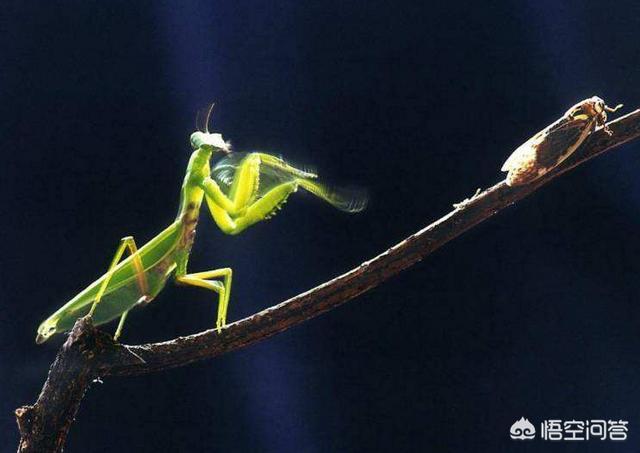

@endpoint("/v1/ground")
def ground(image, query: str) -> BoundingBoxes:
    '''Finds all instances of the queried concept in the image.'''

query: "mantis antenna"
[195,102,216,133]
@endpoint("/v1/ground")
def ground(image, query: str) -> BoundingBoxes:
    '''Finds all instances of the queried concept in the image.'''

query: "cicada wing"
[535,118,592,168]
[501,134,540,172]
[502,109,594,173]
[500,147,521,172]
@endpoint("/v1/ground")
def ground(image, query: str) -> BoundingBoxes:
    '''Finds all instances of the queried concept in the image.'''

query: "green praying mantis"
[35,105,367,344]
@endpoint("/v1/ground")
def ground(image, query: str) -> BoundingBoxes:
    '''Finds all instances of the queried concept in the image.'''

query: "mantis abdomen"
[38,222,182,339]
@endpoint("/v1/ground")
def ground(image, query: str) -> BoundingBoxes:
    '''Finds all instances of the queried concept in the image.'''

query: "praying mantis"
[35,105,367,344]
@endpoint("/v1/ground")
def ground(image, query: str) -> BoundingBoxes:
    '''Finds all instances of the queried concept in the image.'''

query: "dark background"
[3,1,640,451]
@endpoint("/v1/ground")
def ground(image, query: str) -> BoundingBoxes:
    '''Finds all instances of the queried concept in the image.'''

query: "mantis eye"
[190,132,203,150]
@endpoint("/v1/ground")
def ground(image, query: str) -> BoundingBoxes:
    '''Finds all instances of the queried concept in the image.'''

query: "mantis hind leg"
[175,268,233,332]
[114,310,130,341]
[88,236,150,340]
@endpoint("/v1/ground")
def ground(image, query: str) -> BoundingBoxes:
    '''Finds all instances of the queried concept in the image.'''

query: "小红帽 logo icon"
[510,417,536,440]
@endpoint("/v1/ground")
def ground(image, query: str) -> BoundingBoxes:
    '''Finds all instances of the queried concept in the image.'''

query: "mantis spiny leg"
[205,180,299,235]
[175,268,233,332]
[201,152,315,216]
[88,236,150,340]
[200,153,261,215]
[200,152,307,234]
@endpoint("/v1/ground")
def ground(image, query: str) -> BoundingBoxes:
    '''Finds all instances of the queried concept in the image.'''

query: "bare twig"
[16,109,640,452]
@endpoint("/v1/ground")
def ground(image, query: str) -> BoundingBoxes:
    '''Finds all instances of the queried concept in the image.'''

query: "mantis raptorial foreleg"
[200,153,261,215]
[205,181,299,235]
[201,152,315,215]
[88,236,150,340]
[175,268,233,332]
[200,152,306,235]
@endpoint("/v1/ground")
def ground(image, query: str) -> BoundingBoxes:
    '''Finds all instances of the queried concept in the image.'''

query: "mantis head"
[191,102,231,153]
[36,317,58,344]
[190,131,231,153]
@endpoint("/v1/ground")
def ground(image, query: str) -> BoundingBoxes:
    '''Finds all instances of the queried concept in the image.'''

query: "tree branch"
[16,108,640,452]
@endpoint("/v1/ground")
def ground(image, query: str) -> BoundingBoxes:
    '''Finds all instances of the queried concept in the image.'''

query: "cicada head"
[569,96,622,133]
[585,96,608,126]
[565,96,603,121]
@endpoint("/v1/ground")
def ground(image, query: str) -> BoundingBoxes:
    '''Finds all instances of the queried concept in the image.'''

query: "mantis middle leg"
[175,268,233,332]
[88,236,150,340]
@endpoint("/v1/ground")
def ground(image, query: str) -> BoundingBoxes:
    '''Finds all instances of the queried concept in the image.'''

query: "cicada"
[501,96,622,186]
